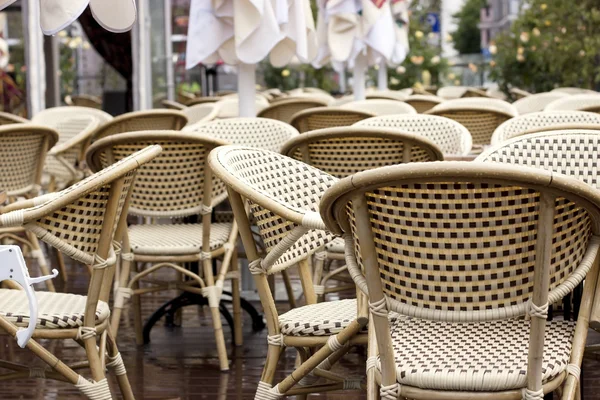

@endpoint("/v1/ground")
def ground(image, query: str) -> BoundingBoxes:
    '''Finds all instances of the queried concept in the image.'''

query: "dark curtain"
[78,8,133,111]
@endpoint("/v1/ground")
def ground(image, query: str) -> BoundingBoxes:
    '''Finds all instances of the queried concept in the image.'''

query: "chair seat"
[381,318,575,392]
[0,289,109,329]
[279,298,360,336]
[128,223,233,256]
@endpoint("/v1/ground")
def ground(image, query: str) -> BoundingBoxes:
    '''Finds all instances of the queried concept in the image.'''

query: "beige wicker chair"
[330,95,356,107]
[183,103,219,125]
[512,92,568,114]
[490,110,600,145]
[340,99,417,115]
[209,144,368,399]
[86,132,241,371]
[366,91,408,101]
[544,94,600,113]
[461,88,490,98]
[282,126,443,299]
[86,110,188,146]
[290,107,376,133]
[162,99,187,110]
[437,86,468,99]
[286,92,336,104]
[33,106,113,127]
[214,98,269,119]
[0,125,60,291]
[186,117,298,152]
[425,98,517,146]
[258,98,329,124]
[321,161,600,400]
[403,94,443,113]
[356,114,473,156]
[66,94,103,109]
[185,96,221,106]
[551,87,597,95]
[0,144,161,400]
[510,87,532,100]
[0,112,28,125]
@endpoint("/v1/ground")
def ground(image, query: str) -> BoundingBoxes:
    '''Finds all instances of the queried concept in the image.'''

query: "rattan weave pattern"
[403,95,444,113]
[355,114,472,155]
[387,318,574,391]
[258,99,329,124]
[490,111,600,145]
[351,182,591,314]
[0,112,28,125]
[513,92,568,114]
[0,289,109,329]
[188,118,298,152]
[544,94,600,112]
[279,298,360,336]
[429,110,511,145]
[211,146,338,272]
[90,110,188,143]
[290,108,375,133]
[340,100,417,116]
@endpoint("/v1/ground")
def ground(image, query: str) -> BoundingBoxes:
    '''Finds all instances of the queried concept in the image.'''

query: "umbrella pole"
[353,53,367,101]
[339,68,347,94]
[377,60,388,91]
[238,63,256,117]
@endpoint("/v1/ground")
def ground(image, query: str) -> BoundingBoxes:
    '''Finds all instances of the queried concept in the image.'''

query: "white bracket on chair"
[0,246,58,348]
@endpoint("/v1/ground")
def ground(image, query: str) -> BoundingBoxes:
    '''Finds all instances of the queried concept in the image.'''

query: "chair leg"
[26,232,56,292]
[203,257,229,371]
[231,251,243,346]
[106,327,136,400]
[367,318,379,400]
[132,262,144,346]
[111,242,133,338]
[255,344,283,400]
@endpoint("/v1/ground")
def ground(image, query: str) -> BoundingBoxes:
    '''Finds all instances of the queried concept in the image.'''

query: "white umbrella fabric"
[186,0,317,117]
[0,0,137,35]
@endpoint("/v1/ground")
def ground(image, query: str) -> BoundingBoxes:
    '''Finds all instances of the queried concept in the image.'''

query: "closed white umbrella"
[0,0,136,34]
[186,0,317,117]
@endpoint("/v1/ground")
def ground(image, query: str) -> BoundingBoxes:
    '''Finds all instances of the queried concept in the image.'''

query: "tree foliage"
[452,0,486,54]
[490,0,600,94]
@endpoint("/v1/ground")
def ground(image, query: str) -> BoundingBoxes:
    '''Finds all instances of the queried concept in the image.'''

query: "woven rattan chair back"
[187,117,298,152]
[490,110,600,145]
[544,94,600,113]
[425,98,517,145]
[258,98,329,124]
[512,92,568,114]
[209,145,337,274]
[0,111,28,125]
[340,99,417,116]
[214,98,269,118]
[403,94,443,113]
[356,114,472,156]
[183,103,219,125]
[321,161,600,398]
[286,92,335,104]
[86,131,228,219]
[88,110,188,145]
[162,99,187,110]
[33,106,113,127]
[281,127,443,178]
[551,87,597,95]
[480,129,600,191]
[185,96,220,106]
[461,88,489,98]
[290,107,375,133]
[365,91,408,101]
[437,86,468,99]
[0,124,58,196]
[509,87,532,100]
[69,95,102,109]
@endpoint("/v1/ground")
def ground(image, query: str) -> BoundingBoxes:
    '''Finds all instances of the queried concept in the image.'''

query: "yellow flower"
[468,63,478,73]
[532,28,541,37]
[489,60,496,67]
[530,46,537,51]
[396,66,406,74]
[428,32,436,39]
[540,3,547,10]
[561,27,567,34]
[281,69,290,77]
[415,31,424,39]
[544,20,551,27]
[410,55,424,65]
[431,56,440,65]
[390,77,400,85]
[413,82,423,89]
[517,47,524,55]
[554,36,560,43]
[489,44,498,55]
[454,79,461,85]
[579,50,586,57]
[447,72,456,80]
[58,30,68,38]
[516,54,525,62]
[445,33,453,42]
[374,64,380,70]
[520,32,530,43]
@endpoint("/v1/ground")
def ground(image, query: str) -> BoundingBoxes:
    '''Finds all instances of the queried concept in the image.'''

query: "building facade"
[479,0,521,48]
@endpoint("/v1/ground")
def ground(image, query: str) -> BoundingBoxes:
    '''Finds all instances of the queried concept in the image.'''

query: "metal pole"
[353,53,367,101]
[132,0,152,110]
[43,35,60,107]
[164,0,175,101]
[339,67,347,93]
[377,59,388,91]
[22,0,45,116]
[238,63,256,117]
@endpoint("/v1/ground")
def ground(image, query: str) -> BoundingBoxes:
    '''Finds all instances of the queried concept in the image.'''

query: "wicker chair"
[0,144,161,400]
[162,99,187,110]
[551,87,597,95]
[461,88,490,98]
[86,132,241,371]
[425,98,517,146]
[321,160,600,400]
[366,91,408,101]
[86,110,188,146]
[286,92,335,104]
[544,94,600,113]
[0,125,60,291]
[356,114,472,156]
[66,94,103,109]
[330,95,356,107]
[183,103,219,125]
[282,126,443,299]
[403,94,443,113]
[258,98,329,124]
[437,86,468,99]
[186,117,298,152]
[33,106,113,127]
[214,98,269,119]
[340,99,417,115]
[185,96,221,106]
[0,111,28,125]
[290,107,375,133]
[512,92,568,114]
[509,87,532,100]
[490,110,600,145]
[209,145,368,399]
